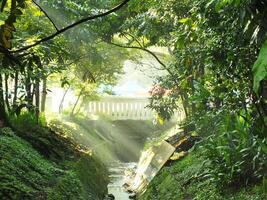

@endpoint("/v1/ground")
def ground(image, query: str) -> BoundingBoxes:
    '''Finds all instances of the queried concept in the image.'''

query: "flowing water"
[108,162,137,200]
[107,141,175,199]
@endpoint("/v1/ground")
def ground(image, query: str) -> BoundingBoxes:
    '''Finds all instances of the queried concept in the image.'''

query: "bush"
[202,113,267,187]
[9,111,47,129]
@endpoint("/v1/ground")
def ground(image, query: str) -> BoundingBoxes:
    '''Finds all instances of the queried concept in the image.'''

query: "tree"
[63,42,127,116]
[0,0,131,124]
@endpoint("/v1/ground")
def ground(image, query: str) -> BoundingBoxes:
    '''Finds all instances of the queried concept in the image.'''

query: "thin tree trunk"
[41,76,47,112]
[71,87,85,116]
[11,0,16,11]
[260,80,267,116]
[25,72,33,111]
[180,93,189,118]
[59,87,69,113]
[0,74,7,127]
[4,73,11,112]
[259,80,267,134]
[215,74,223,108]
[182,91,190,118]
[13,70,18,106]
[35,79,40,123]
[191,80,196,114]
[189,65,196,114]
[74,98,85,116]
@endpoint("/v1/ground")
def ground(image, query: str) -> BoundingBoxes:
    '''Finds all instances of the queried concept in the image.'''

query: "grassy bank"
[138,149,266,200]
[0,124,108,200]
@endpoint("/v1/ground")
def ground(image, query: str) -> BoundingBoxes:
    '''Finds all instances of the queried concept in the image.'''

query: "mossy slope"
[139,151,266,200]
[0,127,108,200]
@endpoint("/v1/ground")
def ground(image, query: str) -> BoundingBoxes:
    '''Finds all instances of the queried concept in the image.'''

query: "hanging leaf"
[252,40,267,94]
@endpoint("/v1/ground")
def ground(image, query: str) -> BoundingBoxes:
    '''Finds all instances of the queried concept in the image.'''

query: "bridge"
[85,96,185,121]
[85,96,154,120]
[46,92,185,121]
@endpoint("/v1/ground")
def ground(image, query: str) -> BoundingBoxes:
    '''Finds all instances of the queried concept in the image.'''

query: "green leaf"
[178,18,189,23]
[253,40,267,94]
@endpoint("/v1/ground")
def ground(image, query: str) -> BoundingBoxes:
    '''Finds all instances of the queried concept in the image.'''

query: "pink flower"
[149,84,166,96]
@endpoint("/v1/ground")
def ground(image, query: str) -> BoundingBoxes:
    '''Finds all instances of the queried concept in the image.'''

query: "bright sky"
[113,59,164,97]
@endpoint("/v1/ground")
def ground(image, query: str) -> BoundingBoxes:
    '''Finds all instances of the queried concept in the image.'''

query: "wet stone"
[104,194,115,200]
[129,193,137,199]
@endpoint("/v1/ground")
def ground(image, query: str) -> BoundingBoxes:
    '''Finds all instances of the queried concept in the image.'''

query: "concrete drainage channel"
[103,133,199,199]
[103,141,178,200]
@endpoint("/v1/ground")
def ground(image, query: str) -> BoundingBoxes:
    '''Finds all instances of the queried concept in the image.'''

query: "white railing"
[85,96,154,120]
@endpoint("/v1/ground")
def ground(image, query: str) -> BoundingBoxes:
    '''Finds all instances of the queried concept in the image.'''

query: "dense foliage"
[0,0,266,199]
[104,0,267,191]
[0,0,128,123]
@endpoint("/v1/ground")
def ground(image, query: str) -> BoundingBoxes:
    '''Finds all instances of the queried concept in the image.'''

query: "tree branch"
[122,32,143,47]
[11,0,130,53]
[109,41,183,93]
[109,41,174,74]
[32,0,59,31]
[113,33,177,77]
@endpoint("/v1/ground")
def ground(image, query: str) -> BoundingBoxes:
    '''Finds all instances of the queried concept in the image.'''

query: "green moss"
[139,151,266,200]
[46,171,84,200]
[0,127,108,200]
[75,156,108,199]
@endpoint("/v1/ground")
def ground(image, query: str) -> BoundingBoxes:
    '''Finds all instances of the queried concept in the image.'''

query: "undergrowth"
[139,150,266,200]
[139,112,266,200]
[0,125,108,200]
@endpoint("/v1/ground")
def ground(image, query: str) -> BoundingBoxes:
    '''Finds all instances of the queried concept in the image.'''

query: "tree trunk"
[59,87,69,113]
[182,90,190,118]
[180,93,189,118]
[0,74,7,127]
[260,80,267,116]
[74,98,85,116]
[11,0,16,10]
[25,72,33,111]
[191,80,196,114]
[41,76,47,112]
[13,70,18,106]
[35,79,40,123]
[215,74,223,108]
[259,80,267,134]
[4,73,11,112]
[71,87,85,116]
[189,65,196,114]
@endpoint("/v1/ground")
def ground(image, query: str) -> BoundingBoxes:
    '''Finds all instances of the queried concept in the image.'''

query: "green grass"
[0,127,108,200]
[138,150,266,200]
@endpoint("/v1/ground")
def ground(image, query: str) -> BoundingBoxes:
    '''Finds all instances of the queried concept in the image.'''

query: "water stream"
[106,141,175,199]
[108,162,137,200]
